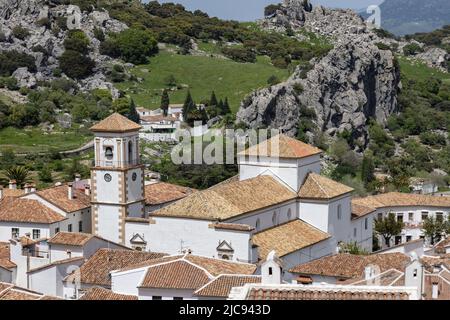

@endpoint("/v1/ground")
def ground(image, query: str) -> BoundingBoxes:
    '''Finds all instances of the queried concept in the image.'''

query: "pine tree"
[160,89,170,116]
[183,90,196,125]
[217,99,224,116]
[209,91,218,107]
[361,154,375,187]
[128,98,140,123]
[222,97,231,115]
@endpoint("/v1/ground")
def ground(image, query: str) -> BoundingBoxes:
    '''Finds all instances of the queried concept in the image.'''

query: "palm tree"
[2,166,31,188]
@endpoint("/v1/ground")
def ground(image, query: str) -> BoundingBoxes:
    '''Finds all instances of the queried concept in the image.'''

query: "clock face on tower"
[104,173,112,182]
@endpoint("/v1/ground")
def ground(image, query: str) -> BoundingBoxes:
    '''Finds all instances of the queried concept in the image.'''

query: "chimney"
[74,174,81,182]
[261,251,283,285]
[0,186,3,200]
[24,183,31,194]
[68,183,74,200]
[9,180,17,190]
[55,182,62,187]
[84,185,91,196]
[30,184,36,193]
[364,266,374,280]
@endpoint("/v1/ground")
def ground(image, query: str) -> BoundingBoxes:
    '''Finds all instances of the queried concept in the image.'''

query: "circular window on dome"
[132,172,137,181]
[104,174,112,182]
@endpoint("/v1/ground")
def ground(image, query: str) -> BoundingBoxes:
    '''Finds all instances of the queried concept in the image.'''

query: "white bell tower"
[90,113,145,244]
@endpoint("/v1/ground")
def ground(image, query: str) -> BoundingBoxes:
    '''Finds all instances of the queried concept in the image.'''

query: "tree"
[38,166,53,183]
[182,90,195,123]
[422,216,446,245]
[267,75,280,86]
[374,212,404,247]
[339,241,369,255]
[164,74,177,87]
[59,50,95,79]
[222,97,231,115]
[112,28,158,64]
[113,98,140,123]
[0,148,16,169]
[160,89,170,116]
[63,29,90,54]
[2,166,30,188]
[361,154,375,187]
[209,91,218,107]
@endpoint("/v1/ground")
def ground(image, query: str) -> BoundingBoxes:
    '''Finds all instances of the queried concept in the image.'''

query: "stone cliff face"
[0,0,128,96]
[237,1,401,150]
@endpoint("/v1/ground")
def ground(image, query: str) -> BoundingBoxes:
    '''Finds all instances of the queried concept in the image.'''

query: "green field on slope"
[397,56,450,82]
[115,50,290,113]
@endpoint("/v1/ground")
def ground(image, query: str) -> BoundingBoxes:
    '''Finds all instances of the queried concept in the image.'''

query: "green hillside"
[115,49,290,113]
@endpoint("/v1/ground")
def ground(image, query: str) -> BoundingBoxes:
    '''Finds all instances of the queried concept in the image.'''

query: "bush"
[264,4,282,17]
[221,46,256,63]
[293,83,304,95]
[55,17,68,31]
[267,75,280,86]
[375,42,391,51]
[0,50,36,76]
[102,28,158,64]
[50,78,76,92]
[0,77,19,90]
[64,29,90,54]
[36,17,51,29]
[93,27,105,42]
[403,43,424,56]
[59,50,95,79]
[419,132,447,147]
[12,25,30,40]
[52,68,62,77]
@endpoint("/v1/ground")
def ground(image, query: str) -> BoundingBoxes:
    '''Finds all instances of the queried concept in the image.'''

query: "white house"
[140,115,181,142]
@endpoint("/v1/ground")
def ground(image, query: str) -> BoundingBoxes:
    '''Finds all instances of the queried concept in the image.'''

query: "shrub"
[36,17,51,28]
[99,39,121,58]
[375,42,391,51]
[52,68,62,77]
[55,17,68,31]
[12,25,30,40]
[93,27,105,41]
[59,50,95,79]
[403,43,424,56]
[64,29,90,54]
[221,46,256,63]
[271,56,289,69]
[0,77,19,90]
[0,50,36,76]
[419,132,447,147]
[293,83,304,95]
[267,75,280,86]
[264,4,282,17]
[50,78,77,92]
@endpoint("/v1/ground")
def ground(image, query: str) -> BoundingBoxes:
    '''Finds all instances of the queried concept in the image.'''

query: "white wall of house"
[125,218,252,262]
[138,287,198,300]
[238,154,321,192]
[49,244,83,263]
[0,266,13,283]
[0,222,51,242]
[111,268,147,296]
[95,204,121,244]
[28,260,84,297]
[351,214,374,251]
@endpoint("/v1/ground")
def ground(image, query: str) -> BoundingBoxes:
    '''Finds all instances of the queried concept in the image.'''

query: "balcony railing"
[94,159,141,168]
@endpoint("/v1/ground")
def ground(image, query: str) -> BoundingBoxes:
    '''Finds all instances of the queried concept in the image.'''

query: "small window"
[105,147,114,160]
[337,204,342,220]
[364,218,368,230]
[395,236,402,245]
[353,228,357,237]
[287,209,292,220]
[421,212,429,221]
[397,214,403,223]
[32,229,40,240]
[11,228,19,239]
[255,219,260,231]
[78,221,83,232]
[272,212,277,226]
[413,269,418,278]
[436,212,443,222]
[152,296,162,300]
[55,227,60,234]
[406,235,412,242]
[268,267,273,275]
[408,212,414,221]
[68,224,72,232]
[377,212,383,220]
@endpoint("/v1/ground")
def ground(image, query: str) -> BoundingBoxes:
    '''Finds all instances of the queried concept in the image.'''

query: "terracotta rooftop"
[64,248,167,287]
[79,287,138,300]
[90,113,142,133]
[0,282,58,300]
[435,237,450,254]
[47,232,122,247]
[352,192,450,210]
[0,197,66,224]
[195,275,261,298]
[241,285,412,300]
[289,253,411,279]
[1,188,25,198]
[153,175,297,220]
[28,257,85,273]
[210,222,255,232]
[239,134,322,159]
[144,182,196,206]
[0,242,15,271]
[140,260,211,290]
[351,202,377,219]
[35,184,91,213]
[343,269,406,287]
[252,220,330,258]
[298,173,354,200]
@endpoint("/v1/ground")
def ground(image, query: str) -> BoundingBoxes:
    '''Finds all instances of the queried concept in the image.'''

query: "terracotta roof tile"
[352,192,450,210]
[298,173,354,199]
[345,269,405,287]
[195,275,261,297]
[0,197,66,224]
[239,134,322,159]
[210,222,255,232]
[252,220,330,258]
[65,249,167,287]
[36,185,90,213]
[79,287,138,300]
[90,113,142,133]
[0,282,58,300]
[289,253,411,279]
[245,286,411,300]
[144,182,196,206]
[28,257,85,273]
[153,175,297,220]
[1,188,25,198]
[140,260,211,289]
[351,202,376,218]
[0,242,16,270]
[48,232,94,246]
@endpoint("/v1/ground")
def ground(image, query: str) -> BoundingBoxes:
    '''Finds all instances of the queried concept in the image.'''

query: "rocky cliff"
[237,1,401,150]
[0,0,128,96]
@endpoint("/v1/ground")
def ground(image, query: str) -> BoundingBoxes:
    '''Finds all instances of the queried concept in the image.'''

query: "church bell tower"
[90,113,145,244]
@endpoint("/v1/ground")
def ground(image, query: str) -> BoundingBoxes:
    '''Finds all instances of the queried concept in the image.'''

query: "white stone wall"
[49,244,83,263]
[96,205,121,243]
[0,222,50,242]
[111,268,147,296]
[138,288,198,300]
